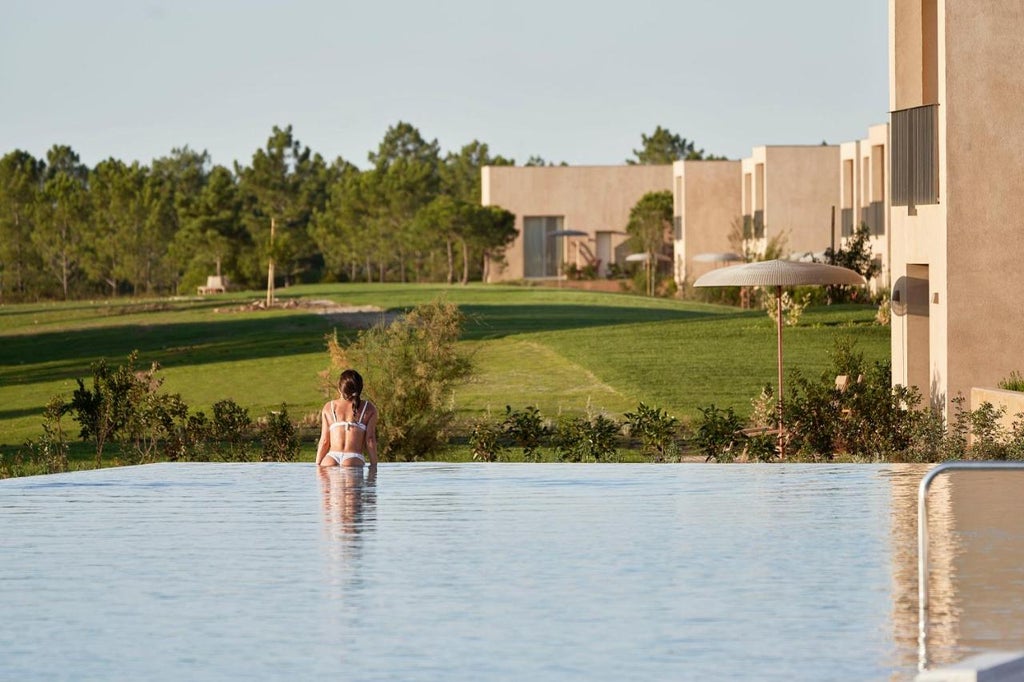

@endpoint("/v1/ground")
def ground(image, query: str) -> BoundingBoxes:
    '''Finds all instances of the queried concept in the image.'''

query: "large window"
[891,104,938,206]
[523,216,564,278]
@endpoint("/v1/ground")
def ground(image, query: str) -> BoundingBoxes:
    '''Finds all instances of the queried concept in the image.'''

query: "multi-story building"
[671,160,742,287]
[839,123,890,292]
[888,0,1024,413]
[740,145,840,260]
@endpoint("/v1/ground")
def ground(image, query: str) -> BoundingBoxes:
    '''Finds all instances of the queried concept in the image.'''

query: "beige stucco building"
[888,0,1024,414]
[480,165,672,282]
[839,124,891,292]
[740,145,841,260]
[671,160,742,286]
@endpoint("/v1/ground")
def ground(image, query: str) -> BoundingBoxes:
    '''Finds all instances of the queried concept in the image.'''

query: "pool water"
[2,463,1023,681]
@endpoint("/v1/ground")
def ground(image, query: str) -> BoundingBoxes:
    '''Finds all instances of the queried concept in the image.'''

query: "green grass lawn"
[0,283,889,455]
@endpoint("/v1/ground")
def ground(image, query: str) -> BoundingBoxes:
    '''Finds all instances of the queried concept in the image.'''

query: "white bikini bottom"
[323,451,365,466]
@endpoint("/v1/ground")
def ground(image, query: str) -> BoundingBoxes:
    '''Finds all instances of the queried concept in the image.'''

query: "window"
[891,105,938,206]
[523,216,563,278]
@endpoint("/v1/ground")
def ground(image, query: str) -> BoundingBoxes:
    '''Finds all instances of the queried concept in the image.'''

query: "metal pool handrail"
[917,461,1024,672]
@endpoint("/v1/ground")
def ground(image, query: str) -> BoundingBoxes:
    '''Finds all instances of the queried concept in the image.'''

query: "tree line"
[0,122,522,301]
[0,123,720,301]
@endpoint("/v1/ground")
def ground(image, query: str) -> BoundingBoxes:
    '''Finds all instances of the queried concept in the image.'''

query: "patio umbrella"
[625,252,672,262]
[626,252,672,296]
[692,251,744,264]
[693,259,866,456]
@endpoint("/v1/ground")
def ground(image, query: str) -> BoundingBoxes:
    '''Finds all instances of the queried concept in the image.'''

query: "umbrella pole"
[776,285,785,458]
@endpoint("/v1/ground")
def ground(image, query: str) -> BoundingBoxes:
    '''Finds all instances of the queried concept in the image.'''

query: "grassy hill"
[0,283,889,452]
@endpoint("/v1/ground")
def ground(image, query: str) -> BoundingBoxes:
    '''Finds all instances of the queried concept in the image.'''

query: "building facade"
[888,0,1024,413]
[480,165,672,282]
[671,160,742,287]
[839,123,891,292]
[740,145,841,260]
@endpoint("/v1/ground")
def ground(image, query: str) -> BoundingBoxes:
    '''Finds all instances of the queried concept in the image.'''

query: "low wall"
[970,387,1024,433]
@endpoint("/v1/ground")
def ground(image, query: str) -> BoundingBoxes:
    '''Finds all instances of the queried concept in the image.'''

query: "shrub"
[122,389,189,465]
[21,396,70,474]
[260,405,299,462]
[326,299,472,461]
[212,399,255,461]
[502,405,549,462]
[695,404,744,462]
[469,419,505,462]
[748,384,776,430]
[69,352,141,466]
[763,289,810,327]
[624,402,681,461]
[553,414,620,462]
[68,352,192,466]
[166,411,212,462]
[784,337,924,459]
[998,371,1024,392]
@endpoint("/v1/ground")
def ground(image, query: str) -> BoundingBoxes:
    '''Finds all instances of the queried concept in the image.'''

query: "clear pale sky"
[1,0,888,170]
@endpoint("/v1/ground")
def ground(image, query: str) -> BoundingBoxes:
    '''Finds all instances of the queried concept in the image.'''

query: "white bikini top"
[328,400,370,432]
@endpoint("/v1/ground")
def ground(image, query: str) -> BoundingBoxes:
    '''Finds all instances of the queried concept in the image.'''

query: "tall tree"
[626,190,674,296]
[151,147,210,226]
[367,122,442,282]
[33,146,90,299]
[414,195,464,284]
[441,140,513,204]
[309,159,369,282]
[0,150,45,299]
[465,204,516,284]
[236,125,324,296]
[627,126,725,164]
[87,159,149,295]
[168,165,243,291]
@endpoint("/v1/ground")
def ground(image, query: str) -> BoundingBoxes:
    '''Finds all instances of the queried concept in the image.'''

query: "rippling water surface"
[1,463,1022,681]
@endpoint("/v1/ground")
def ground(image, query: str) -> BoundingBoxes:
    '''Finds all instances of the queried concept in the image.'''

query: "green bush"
[68,352,196,466]
[784,337,923,459]
[624,402,681,461]
[212,399,255,461]
[260,405,299,462]
[553,414,620,462]
[39,351,304,469]
[502,405,549,462]
[695,404,744,462]
[166,411,212,462]
[469,418,505,462]
[69,352,141,466]
[327,299,472,461]
[20,396,70,474]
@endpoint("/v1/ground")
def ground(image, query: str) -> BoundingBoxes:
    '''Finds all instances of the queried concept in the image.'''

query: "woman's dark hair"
[338,369,363,408]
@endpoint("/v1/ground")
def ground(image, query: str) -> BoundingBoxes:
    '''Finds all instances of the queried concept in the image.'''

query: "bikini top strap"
[357,400,369,425]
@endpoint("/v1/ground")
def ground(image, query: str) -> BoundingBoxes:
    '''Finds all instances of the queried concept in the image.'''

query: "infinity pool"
[2,463,1023,681]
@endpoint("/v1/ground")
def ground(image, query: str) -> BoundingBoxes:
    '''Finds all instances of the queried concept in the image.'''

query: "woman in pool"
[316,369,378,468]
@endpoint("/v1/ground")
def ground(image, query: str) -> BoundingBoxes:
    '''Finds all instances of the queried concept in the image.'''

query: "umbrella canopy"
[695,259,865,288]
[625,252,672,263]
[692,251,744,264]
[693,259,866,456]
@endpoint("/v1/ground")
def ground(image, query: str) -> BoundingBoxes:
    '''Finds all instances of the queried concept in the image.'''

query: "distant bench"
[198,276,227,295]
